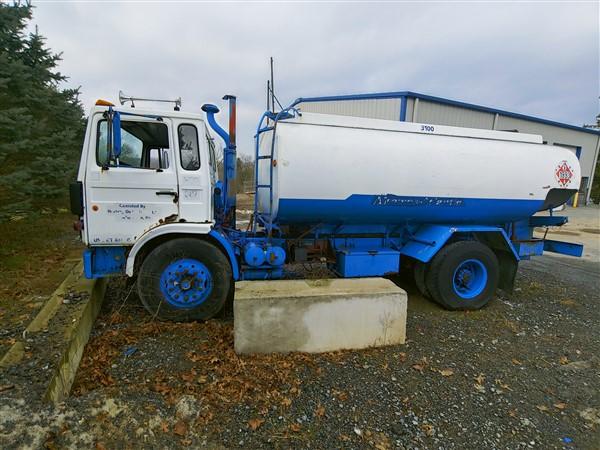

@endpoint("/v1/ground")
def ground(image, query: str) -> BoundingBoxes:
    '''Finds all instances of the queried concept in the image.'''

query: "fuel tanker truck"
[70,94,583,321]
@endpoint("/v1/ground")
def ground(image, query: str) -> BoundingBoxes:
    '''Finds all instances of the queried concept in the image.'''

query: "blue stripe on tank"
[276,194,543,225]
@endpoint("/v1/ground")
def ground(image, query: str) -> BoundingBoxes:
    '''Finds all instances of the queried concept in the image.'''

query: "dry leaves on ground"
[248,418,265,431]
[315,404,325,418]
[173,419,188,436]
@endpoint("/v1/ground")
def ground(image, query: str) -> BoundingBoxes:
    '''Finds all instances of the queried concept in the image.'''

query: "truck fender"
[400,224,520,263]
[125,224,240,280]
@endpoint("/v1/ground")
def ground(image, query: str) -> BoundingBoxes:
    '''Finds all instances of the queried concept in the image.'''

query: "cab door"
[173,120,212,223]
[84,113,179,245]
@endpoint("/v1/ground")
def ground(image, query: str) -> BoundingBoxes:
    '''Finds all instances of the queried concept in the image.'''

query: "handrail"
[251,106,302,235]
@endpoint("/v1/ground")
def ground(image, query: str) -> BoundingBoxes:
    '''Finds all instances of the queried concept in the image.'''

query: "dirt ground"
[1,206,599,449]
[0,211,82,357]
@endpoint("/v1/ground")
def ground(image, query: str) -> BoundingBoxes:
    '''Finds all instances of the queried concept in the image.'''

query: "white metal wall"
[297,98,401,121]
[414,100,496,129]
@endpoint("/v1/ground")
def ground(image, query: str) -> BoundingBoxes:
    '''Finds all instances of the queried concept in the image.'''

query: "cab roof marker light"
[95,99,115,106]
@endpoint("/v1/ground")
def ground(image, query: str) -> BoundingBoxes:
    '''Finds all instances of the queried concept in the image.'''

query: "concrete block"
[44,274,106,404]
[234,278,407,354]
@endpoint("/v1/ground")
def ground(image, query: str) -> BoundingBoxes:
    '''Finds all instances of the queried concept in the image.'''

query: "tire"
[425,241,499,310]
[137,238,232,321]
[413,261,432,299]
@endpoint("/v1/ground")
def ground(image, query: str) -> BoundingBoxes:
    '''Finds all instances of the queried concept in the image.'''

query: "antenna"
[266,80,271,112]
[270,57,275,113]
[119,90,182,111]
[265,58,284,113]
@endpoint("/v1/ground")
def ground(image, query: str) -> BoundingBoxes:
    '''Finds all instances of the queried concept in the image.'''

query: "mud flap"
[496,250,518,293]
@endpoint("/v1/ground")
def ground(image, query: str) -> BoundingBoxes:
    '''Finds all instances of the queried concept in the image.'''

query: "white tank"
[256,112,580,225]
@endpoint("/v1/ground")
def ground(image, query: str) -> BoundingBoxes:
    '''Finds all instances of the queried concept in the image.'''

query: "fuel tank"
[256,112,580,225]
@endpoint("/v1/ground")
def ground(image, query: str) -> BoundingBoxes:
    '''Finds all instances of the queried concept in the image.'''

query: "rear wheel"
[425,241,499,310]
[413,261,431,299]
[137,238,232,321]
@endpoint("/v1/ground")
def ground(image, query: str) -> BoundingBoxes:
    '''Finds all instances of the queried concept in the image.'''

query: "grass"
[0,209,82,353]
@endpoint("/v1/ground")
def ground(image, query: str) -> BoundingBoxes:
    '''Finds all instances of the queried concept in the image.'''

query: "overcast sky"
[31,0,599,155]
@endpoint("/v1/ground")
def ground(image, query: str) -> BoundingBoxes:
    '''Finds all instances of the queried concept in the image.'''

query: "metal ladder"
[253,113,276,233]
[252,107,300,234]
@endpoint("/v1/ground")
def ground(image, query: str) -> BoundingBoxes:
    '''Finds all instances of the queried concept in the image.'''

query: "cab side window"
[178,124,200,170]
[97,120,170,169]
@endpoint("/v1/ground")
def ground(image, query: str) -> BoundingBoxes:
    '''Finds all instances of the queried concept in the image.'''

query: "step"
[234,278,407,354]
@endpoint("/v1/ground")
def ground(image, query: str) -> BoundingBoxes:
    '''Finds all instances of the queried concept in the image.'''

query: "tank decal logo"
[372,195,465,207]
[555,160,573,187]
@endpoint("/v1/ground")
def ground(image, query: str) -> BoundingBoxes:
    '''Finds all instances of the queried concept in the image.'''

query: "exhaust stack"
[201,95,237,227]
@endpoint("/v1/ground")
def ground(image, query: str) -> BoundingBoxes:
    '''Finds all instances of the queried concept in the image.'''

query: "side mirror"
[112,111,122,158]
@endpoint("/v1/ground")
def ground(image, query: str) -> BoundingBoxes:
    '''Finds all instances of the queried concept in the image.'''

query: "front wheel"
[425,241,499,310]
[137,238,232,321]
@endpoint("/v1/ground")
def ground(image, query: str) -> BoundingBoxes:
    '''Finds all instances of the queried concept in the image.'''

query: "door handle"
[156,191,179,203]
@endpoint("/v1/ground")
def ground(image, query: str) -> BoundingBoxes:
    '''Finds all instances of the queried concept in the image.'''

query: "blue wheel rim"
[452,258,487,299]
[159,258,213,308]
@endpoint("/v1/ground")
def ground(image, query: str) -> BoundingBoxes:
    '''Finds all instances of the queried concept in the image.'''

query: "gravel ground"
[1,254,599,450]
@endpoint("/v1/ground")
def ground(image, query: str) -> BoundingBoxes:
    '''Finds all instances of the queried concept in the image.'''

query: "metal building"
[293,92,600,204]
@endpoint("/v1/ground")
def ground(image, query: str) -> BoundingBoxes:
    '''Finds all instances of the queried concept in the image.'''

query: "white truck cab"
[77,104,219,247]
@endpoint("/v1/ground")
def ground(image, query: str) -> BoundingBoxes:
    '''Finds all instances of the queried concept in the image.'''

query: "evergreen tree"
[0,1,84,219]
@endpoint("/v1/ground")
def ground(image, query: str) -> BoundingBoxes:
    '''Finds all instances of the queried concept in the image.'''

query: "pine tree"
[0,1,84,219]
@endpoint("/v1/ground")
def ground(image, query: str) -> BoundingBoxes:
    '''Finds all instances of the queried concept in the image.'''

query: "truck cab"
[76,104,219,247]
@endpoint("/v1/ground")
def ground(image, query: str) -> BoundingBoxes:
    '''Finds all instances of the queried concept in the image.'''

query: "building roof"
[291,91,600,136]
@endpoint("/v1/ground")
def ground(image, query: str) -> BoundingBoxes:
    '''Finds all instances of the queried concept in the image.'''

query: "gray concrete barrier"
[234,278,407,354]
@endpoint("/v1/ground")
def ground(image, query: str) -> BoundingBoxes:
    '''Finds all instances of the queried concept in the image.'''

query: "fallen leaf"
[559,356,569,365]
[495,379,512,391]
[281,397,292,407]
[290,423,301,432]
[536,405,549,412]
[173,419,188,436]
[333,389,348,401]
[421,423,435,436]
[508,409,518,418]
[554,402,567,410]
[160,420,169,433]
[248,418,265,431]
[95,443,107,450]
[474,384,486,393]
[511,359,522,365]
[315,404,325,418]
[180,371,195,383]
[153,383,171,395]
[560,299,578,307]
[196,376,207,384]
[439,369,454,377]
[474,373,485,385]
[339,434,351,442]
[412,364,425,373]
